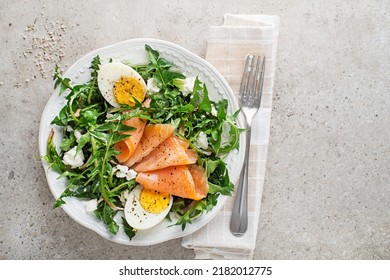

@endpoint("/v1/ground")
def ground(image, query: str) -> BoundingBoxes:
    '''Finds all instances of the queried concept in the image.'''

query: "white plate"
[39,38,246,246]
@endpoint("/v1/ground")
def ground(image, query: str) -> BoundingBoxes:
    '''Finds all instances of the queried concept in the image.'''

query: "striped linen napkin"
[182,14,280,259]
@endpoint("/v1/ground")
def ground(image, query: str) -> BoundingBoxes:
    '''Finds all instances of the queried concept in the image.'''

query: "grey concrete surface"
[0,0,389,260]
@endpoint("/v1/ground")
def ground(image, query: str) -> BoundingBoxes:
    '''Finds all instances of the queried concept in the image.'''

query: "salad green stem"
[99,135,115,209]
[110,181,131,194]
[87,78,96,104]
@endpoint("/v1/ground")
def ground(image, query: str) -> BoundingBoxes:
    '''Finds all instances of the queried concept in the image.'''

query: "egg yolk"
[140,188,171,214]
[113,76,145,106]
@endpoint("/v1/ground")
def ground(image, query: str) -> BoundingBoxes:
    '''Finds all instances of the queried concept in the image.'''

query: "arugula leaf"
[76,132,91,153]
[122,217,136,240]
[188,77,214,113]
[53,65,72,95]
[87,56,102,104]
[59,133,76,151]
[198,83,212,113]
[51,106,72,126]
[79,108,99,127]
[95,202,119,234]
[145,44,185,90]
[43,129,66,174]
[161,70,185,86]
[53,187,74,208]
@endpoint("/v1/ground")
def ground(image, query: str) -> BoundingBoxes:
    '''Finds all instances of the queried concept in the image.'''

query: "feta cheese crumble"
[211,105,218,117]
[62,146,84,168]
[113,164,137,180]
[74,130,82,142]
[120,189,131,205]
[195,131,209,150]
[106,113,115,119]
[182,77,197,97]
[146,78,160,94]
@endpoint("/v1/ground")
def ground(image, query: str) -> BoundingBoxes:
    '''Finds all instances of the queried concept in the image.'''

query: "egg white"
[124,185,173,230]
[97,62,146,107]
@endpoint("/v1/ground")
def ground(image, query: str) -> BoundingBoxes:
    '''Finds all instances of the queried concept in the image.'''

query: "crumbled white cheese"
[84,199,98,213]
[113,164,137,180]
[195,131,209,150]
[74,130,82,142]
[62,146,84,168]
[182,77,197,97]
[146,78,160,94]
[211,105,218,117]
[120,189,131,205]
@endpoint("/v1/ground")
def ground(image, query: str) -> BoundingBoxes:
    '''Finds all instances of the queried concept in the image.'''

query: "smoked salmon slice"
[135,165,209,200]
[114,117,146,163]
[123,123,175,167]
[188,164,209,199]
[132,135,198,172]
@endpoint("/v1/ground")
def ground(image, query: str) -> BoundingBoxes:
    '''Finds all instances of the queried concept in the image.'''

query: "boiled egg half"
[97,62,146,107]
[124,185,173,230]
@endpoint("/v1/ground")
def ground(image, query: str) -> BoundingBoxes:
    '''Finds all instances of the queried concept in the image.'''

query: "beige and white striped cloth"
[182,14,280,259]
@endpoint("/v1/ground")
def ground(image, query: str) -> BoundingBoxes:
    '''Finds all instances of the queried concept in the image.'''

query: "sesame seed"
[21,12,79,78]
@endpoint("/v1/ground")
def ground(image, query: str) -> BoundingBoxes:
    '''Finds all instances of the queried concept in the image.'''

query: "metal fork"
[230,55,266,236]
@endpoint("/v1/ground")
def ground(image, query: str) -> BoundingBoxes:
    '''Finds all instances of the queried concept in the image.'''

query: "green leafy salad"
[43,44,241,240]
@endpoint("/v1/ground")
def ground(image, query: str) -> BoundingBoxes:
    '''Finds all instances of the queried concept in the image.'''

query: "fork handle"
[230,128,252,236]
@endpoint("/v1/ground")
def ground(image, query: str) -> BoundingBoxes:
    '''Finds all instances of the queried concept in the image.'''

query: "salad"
[43,44,241,240]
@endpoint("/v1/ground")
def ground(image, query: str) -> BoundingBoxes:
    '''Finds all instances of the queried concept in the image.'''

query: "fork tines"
[239,55,266,105]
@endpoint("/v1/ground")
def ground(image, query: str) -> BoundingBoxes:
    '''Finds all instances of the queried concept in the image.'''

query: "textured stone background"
[0,0,389,259]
